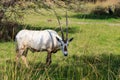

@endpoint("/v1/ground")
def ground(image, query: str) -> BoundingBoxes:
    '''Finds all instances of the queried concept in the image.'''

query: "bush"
[0,22,21,41]
[114,2,120,17]
[90,6,108,15]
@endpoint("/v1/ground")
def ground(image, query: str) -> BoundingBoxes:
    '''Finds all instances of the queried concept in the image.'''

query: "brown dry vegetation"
[86,0,119,13]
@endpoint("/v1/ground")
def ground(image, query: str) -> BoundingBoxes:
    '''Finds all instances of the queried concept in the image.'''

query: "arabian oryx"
[15,11,73,67]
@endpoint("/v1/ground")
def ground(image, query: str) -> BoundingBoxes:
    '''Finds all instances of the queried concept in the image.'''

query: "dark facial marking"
[64,45,67,52]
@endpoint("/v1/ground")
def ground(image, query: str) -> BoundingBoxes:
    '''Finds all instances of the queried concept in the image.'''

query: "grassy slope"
[0,9,120,80]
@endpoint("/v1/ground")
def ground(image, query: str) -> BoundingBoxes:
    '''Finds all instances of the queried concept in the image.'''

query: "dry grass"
[85,0,119,13]
[95,0,119,7]
[89,0,119,7]
[82,0,120,16]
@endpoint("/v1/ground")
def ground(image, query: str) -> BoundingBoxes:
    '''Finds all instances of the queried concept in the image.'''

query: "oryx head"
[54,10,73,56]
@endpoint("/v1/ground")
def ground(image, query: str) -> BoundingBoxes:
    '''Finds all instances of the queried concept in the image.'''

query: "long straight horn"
[53,10,64,40]
[66,11,68,40]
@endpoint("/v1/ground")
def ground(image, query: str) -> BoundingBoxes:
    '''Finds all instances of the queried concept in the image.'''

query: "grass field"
[0,9,120,80]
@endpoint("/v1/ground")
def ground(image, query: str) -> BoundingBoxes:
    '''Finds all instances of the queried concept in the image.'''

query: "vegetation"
[0,0,120,80]
[0,8,120,80]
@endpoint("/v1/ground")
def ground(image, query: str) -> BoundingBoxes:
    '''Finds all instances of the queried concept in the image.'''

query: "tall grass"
[1,52,120,80]
[0,9,120,80]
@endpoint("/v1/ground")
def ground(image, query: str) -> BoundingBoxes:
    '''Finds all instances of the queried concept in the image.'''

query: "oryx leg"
[16,45,29,68]
[21,49,29,68]
[16,49,24,67]
[46,51,52,66]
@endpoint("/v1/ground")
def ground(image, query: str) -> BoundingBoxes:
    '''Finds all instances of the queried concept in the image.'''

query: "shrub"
[114,2,120,17]
[90,6,108,15]
[0,21,22,41]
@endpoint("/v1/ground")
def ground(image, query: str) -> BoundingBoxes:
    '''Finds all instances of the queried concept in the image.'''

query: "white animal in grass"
[15,29,73,67]
[15,11,73,67]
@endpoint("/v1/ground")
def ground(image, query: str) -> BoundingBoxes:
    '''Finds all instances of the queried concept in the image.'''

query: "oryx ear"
[69,37,73,42]
[56,37,61,43]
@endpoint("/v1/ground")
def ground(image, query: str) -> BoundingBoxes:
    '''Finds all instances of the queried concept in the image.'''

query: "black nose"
[64,54,68,56]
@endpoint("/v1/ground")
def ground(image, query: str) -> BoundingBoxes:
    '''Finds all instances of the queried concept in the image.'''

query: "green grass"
[0,9,120,80]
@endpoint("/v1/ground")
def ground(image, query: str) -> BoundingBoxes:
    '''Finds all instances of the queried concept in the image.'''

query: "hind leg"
[21,49,29,68]
[21,56,29,68]
[16,48,29,68]
[16,49,24,67]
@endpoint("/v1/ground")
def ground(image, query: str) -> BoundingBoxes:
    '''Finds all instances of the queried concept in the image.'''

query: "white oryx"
[15,11,73,67]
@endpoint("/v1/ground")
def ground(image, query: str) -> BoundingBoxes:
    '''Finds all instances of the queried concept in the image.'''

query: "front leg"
[46,52,52,66]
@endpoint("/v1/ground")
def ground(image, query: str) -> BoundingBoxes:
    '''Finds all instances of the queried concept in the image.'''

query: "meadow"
[0,9,120,80]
